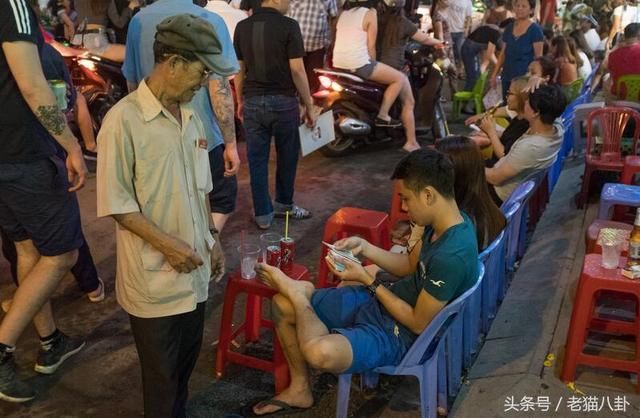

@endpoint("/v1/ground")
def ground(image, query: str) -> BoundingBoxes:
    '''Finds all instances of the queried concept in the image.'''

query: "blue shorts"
[311,286,408,374]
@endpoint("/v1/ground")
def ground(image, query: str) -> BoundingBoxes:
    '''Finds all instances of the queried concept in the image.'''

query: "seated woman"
[551,35,580,87]
[528,55,557,82]
[465,77,531,167]
[436,136,506,249]
[567,35,593,81]
[333,0,406,127]
[72,0,126,62]
[485,84,567,205]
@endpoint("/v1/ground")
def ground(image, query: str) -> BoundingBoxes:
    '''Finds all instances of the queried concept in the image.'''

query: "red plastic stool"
[561,254,640,393]
[317,207,391,288]
[215,264,310,393]
[585,219,633,254]
[389,182,409,227]
[614,156,640,220]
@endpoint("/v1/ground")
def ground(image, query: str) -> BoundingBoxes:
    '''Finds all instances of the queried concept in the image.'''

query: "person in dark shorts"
[0,0,88,403]
[250,148,479,416]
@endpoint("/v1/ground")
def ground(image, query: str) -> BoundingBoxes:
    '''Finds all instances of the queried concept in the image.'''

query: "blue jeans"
[243,95,301,223]
[450,32,465,65]
[461,39,484,91]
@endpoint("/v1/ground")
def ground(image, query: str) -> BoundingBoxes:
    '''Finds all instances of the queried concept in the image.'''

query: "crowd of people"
[1,0,639,416]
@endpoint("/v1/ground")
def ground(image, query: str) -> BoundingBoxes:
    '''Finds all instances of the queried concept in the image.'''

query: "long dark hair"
[552,35,581,67]
[435,136,507,249]
[344,0,379,10]
[380,2,406,52]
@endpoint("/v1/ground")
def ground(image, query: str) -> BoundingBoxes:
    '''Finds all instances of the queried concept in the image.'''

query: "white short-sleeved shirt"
[96,80,214,319]
[577,50,592,80]
[612,5,640,31]
[493,122,563,201]
[584,28,601,52]
[445,0,473,33]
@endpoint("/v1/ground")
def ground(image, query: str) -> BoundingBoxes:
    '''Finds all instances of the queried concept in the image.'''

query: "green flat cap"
[155,13,236,76]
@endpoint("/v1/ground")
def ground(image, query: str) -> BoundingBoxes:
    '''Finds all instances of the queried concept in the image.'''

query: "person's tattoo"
[36,105,66,136]
[210,78,236,143]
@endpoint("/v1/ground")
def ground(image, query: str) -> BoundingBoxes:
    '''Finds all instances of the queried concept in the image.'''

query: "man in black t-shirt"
[234,0,317,229]
[0,0,88,403]
[461,24,504,91]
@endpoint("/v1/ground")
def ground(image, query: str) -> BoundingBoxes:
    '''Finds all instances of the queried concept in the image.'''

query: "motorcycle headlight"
[319,76,332,89]
[331,81,343,92]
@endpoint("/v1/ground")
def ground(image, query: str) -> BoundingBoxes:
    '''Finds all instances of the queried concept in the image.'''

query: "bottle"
[627,208,640,267]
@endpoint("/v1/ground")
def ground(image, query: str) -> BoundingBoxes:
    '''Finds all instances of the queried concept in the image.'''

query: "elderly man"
[123,0,240,236]
[97,14,228,417]
[287,0,338,93]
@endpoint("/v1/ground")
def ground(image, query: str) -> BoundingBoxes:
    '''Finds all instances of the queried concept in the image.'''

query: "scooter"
[313,42,449,157]
[48,38,127,134]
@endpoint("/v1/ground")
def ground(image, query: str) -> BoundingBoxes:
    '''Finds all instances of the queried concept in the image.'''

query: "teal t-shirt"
[390,212,479,345]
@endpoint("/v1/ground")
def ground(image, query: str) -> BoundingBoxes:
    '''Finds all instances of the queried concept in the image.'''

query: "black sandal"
[248,398,313,417]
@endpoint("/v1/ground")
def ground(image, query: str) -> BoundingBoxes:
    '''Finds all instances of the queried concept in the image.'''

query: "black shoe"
[34,333,85,375]
[0,355,35,403]
[375,116,402,128]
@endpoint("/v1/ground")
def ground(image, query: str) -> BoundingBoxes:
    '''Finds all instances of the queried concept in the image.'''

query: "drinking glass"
[601,238,621,269]
[238,244,260,279]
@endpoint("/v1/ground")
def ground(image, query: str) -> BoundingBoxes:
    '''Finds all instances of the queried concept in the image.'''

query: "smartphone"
[469,124,481,132]
[322,242,361,264]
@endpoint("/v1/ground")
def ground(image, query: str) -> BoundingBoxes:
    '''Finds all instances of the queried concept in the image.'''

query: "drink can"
[266,245,281,267]
[280,237,295,274]
[48,80,67,111]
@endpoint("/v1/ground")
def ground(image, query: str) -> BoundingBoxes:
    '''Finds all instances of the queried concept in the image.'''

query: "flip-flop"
[248,398,312,417]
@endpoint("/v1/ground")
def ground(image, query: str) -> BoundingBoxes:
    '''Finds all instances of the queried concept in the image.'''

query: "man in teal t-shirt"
[249,149,478,416]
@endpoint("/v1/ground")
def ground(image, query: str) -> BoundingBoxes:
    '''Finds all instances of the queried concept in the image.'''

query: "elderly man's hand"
[210,237,225,282]
[163,237,204,274]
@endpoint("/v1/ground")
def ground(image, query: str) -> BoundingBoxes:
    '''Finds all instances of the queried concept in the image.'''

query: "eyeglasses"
[165,54,213,81]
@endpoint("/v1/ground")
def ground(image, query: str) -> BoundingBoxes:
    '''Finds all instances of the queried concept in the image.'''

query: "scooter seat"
[315,68,365,83]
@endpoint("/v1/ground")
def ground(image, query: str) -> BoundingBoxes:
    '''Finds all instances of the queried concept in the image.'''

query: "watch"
[367,276,385,297]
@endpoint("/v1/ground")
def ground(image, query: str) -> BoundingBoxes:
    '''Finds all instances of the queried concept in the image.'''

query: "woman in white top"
[333,0,409,130]
[609,0,639,49]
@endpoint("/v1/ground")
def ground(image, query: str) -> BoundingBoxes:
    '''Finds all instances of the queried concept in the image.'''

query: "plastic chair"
[317,207,391,288]
[572,102,606,156]
[616,74,640,102]
[562,78,584,102]
[479,231,507,334]
[452,72,488,119]
[500,181,535,271]
[561,254,640,392]
[576,107,640,209]
[335,263,485,418]
[597,183,640,220]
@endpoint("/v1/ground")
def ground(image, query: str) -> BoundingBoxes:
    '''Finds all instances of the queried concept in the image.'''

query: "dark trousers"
[303,47,326,94]
[129,302,206,418]
[461,39,484,91]
[243,95,301,219]
[0,228,99,293]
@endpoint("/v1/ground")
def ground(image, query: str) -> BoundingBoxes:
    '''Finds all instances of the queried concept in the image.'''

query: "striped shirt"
[287,0,338,52]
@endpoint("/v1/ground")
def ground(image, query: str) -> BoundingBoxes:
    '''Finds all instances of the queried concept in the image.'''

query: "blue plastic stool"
[335,263,485,418]
[597,183,640,220]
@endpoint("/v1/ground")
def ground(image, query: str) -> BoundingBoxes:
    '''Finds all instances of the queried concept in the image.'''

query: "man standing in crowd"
[97,14,227,416]
[287,0,339,93]
[606,23,640,99]
[0,0,88,402]
[446,0,473,72]
[234,0,317,230]
[123,0,240,236]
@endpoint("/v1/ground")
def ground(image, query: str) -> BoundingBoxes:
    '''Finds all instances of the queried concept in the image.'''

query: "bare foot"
[252,386,314,416]
[255,263,314,300]
[402,143,421,153]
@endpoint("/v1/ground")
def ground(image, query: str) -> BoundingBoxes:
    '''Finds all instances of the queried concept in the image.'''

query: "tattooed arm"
[208,77,240,176]
[3,41,87,191]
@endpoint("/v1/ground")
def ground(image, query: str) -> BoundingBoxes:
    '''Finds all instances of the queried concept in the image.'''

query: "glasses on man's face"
[166,54,212,81]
